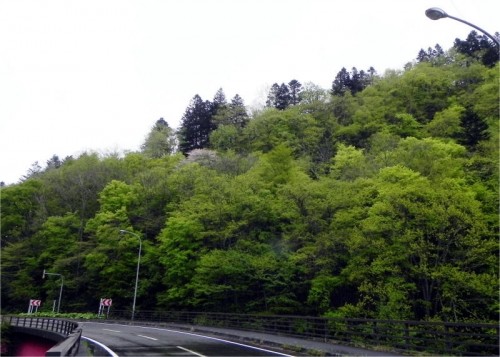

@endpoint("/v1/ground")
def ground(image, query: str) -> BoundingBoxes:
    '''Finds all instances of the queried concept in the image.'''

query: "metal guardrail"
[45,328,82,357]
[109,310,499,356]
[3,316,81,356]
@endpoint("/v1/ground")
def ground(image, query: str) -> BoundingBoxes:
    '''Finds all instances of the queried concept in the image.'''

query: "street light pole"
[425,7,499,47]
[119,229,142,321]
[42,270,64,313]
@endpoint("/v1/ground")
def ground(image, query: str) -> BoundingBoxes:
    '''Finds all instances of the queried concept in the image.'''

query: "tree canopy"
[2,33,498,324]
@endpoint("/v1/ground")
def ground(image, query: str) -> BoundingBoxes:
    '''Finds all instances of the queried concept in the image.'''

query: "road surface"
[80,322,294,356]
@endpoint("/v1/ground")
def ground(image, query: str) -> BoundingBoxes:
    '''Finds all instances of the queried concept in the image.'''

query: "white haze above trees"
[1,0,499,185]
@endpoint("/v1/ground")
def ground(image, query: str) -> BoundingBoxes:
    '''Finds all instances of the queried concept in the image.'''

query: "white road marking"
[137,334,158,341]
[102,328,121,332]
[86,322,294,357]
[177,345,207,357]
[81,336,119,357]
[136,325,294,357]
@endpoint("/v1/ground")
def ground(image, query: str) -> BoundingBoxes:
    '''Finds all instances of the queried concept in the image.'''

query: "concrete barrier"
[45,328,82,356]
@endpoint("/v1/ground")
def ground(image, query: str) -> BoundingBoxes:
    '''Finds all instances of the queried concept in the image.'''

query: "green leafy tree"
[141,118,177,158]
[425,105,465,138]
[0,180,44,244]
[330,144,367,181]
[157,215,204,308]
[189,244,297,313]
[83,180,140,308]
[337,166,497,321]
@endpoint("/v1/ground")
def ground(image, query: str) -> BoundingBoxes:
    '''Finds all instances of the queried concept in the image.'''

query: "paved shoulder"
[137,322,401,356]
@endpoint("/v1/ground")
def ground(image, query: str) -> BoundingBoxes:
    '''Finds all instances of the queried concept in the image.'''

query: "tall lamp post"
[425,7,499,47]
[119,229,142,321]
[42,270,64,313]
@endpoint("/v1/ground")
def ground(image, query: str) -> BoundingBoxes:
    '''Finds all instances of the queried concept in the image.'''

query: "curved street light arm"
[42,271,64,313]
[426,7,499,47]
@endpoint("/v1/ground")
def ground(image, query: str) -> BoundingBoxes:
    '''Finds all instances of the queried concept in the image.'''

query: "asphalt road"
[80,322,294,356]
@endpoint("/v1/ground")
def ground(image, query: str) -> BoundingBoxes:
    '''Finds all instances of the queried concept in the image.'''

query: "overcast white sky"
[1,0,498,185]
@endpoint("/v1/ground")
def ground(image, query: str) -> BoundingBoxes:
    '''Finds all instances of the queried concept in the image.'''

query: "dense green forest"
[1,32,498,323]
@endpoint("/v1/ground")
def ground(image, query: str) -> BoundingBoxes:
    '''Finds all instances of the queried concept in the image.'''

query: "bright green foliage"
[81,180,139,307]
[1,179,44,243]
[141,118,176,158]
[337,166,497,320]
[425,105,465,138]
[242,108,322,157]
[188,244,295,313]
[157,215,204,307]
[98,180,138,212]
[1,44,498,324]
[331,144,367,181]
[390,137,467,180]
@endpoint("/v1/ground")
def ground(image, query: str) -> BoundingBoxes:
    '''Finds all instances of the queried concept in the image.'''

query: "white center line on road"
[177,345,207,357]
[137,334,158,341]
[102,328,121,333]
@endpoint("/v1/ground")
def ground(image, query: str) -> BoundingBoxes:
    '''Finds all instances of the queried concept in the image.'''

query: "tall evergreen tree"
[454,30,499,67]
[178,95,214,155]
[46,155,62,171]
[275,83,291,110]
[417,44,445,63]
[332,67,351,96]
[350,67,365,94]
[266,83,280,108]
[212,94,249,128]
[212,88,227,119]
[288,79,302,105]
[266,82,296,110]
[458,106,489,149]
[228,94,249,128]
[213,88,227,108]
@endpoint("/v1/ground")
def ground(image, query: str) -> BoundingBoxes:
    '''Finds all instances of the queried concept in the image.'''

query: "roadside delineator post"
[28,299,41,314]
[98,298,112,318]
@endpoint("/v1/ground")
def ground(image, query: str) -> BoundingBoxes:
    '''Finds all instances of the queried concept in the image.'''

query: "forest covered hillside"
[1,32,498,323]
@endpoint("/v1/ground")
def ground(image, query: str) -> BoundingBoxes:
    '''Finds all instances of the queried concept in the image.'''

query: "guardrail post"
[373,320,379,344]
[404,322,410,349]
[444,324,452,353]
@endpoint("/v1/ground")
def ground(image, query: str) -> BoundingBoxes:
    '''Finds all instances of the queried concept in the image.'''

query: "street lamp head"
[425,7,448,20]
[119,229,127,234]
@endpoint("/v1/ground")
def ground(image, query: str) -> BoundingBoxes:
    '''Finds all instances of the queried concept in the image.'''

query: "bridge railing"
[109,310,499,356]
[2,316,78,336]
[2,316,81,356]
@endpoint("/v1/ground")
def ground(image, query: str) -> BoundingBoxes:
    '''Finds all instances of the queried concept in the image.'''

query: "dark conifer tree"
[266,82,294,110]
[417,44,446,63]
[458,106,489,149]
[212,93,249,128]
[288,79,302,106]
[155,118,169,130]
[332,67,351,96]
[178,95,214,155]
[350,67,367,95]
[454,31,499,67]
[212,88,227,116]
[229,94,249,128]
[46,155,62,170]
[266,83,280,108]
[275,83,291,110]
